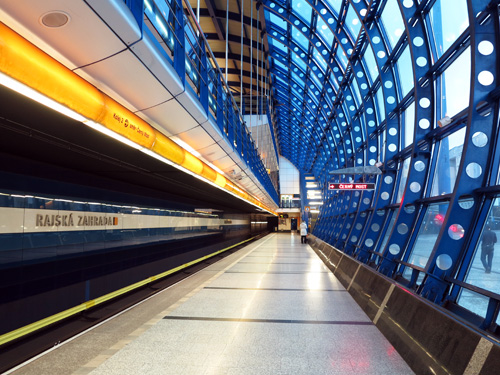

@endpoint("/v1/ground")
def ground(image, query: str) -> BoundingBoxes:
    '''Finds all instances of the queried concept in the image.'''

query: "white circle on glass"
[436,254,453,270]
[410,182,421,193]
[448,224,465,240]
[478,41,494,56]
[414,161,425,171]
[472,132,488,148]
[419,118,430,129]
[478,71,494,86]
[389,244,400,255]
[466,162,482,179]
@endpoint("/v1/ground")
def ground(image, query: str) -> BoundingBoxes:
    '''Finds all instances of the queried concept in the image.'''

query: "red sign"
[329,183,375,190]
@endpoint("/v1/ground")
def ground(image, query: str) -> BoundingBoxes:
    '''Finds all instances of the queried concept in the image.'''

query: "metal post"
[225,0,229,80]
[250,0,253,131]
[240,0,244,115]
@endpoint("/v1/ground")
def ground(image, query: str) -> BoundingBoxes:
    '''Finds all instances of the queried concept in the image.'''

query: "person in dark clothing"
[481,225,497,273]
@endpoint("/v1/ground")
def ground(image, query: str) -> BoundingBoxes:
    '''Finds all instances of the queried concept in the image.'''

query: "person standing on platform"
[481,225,497,273]
[300,221,308,244]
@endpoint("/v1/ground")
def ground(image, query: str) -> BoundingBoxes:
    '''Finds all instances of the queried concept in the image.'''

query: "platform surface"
[11,233,414,375]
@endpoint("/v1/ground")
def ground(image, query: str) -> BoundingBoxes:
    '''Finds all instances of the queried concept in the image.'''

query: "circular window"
[436,254,453,271]
[389,244,400,255]
[365,239,374,247]
[458,197,474,210]
[397,223,408,235]
[414,161,425,172]
[404,205,415,214]
[448,224,465,240]
[403,0,414,8]
[472,132,488,148]
[419,98,431,108]
[416,56,427,67]
[413,36,424,47]
[410,182,421,193]
[384,176,393,184]
[466,163,482,179]
[381,192,390,200]
[478,71,494,86]
[371,223,380,232]
[419,118,430,129]
[478,40,494,56]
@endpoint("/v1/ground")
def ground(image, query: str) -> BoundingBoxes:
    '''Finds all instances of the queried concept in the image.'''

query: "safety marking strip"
[0,235,259,347]
[163,316,374,325]
[373,284,395,325]
[463,337,494,375]
[72,234,277,374]
[347,264,361,291]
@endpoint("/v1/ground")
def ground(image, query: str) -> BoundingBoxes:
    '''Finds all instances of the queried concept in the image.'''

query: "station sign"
[329,183,375,190]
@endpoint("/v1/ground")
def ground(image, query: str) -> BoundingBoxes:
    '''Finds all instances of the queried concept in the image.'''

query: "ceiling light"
[40,11,70,28]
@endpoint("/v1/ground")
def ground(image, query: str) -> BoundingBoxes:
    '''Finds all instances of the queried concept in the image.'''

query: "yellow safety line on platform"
[0,236,258,346]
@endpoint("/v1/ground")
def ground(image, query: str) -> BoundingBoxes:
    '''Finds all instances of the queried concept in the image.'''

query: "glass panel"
[292,0,313,23]
[273,58,288,72]
[292,51,307,71]
[316,16,334,47]
[397,46,414,98]
[363,45,378,83]
[324,0,342,14]
[376,87,386,123]
[273,39,288,53]
[380,0,405,49]
[336,45,348,70]
[404,102,415,148]
[429,0,469,58]
[430,127,466,196]
[458,290,490,321]
[377,210,396,253]
[459,199,500,317]
[396,158,410,203]
[352,79,362,104]
[345,6,361,39]
[441,47,471,118]
[269,12,287,31]
[292,26,309,50]
[313,49,328,71]
[403,202,449,277]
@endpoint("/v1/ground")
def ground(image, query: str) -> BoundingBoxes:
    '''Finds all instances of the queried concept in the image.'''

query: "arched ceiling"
[191,0,487,187]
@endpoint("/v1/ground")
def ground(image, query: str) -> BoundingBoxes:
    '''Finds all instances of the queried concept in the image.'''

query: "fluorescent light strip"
[0,72,87,122]
[0,72,275,215]
[141,150,275,215]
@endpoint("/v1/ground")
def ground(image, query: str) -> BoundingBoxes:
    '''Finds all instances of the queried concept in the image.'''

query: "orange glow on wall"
[0,21,276,215]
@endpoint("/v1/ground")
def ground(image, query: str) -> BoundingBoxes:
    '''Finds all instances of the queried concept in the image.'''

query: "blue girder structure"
[258,0,500,331]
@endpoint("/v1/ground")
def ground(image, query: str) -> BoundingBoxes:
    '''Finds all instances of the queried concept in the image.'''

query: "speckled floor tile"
[82,233,413,375]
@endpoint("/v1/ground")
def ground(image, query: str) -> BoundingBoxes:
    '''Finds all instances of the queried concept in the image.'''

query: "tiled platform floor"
[89,233,413,375]
[10,233,414,375]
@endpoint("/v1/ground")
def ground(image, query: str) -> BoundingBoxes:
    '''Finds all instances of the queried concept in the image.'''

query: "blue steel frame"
[127,0,279,204]
[262,0,500,332]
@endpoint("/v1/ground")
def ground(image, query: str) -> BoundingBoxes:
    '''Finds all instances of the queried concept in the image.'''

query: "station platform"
[10,233,414,375]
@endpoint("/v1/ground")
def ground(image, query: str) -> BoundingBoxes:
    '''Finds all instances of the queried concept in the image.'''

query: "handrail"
[182,0,246,126]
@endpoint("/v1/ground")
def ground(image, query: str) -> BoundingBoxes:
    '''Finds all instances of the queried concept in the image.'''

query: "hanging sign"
[328,183,375,190]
